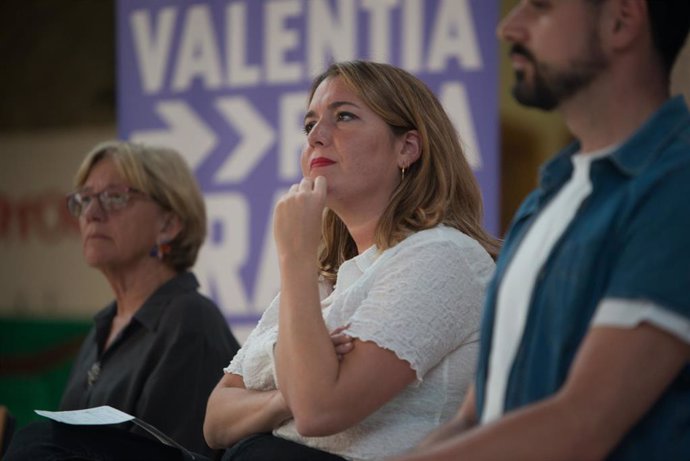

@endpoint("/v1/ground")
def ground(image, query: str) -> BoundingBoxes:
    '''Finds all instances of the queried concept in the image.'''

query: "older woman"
[5,141,239,460]
[203,60,499,461]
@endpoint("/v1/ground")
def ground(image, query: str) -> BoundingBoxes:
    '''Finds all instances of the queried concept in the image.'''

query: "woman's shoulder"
[157,277,230,332]
[158,290,240,356]
[392,224,492,257]
[373,225,495,282]
[164,284,222,315]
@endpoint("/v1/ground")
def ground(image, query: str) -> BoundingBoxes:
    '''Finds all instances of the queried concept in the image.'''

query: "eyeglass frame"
[66,185,149,218]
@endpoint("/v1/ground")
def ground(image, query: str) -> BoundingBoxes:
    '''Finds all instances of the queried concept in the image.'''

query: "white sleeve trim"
[593,298,690,344]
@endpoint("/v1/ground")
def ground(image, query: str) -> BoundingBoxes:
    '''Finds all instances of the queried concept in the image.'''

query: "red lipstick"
[310,157,335,170]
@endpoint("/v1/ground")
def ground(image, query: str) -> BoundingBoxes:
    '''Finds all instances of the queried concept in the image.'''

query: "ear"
[398,130,421,169]
[158,213,183,242]
[602,0,647,51]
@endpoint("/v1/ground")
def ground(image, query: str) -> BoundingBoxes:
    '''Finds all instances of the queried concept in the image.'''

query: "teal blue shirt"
[477,96,690,460]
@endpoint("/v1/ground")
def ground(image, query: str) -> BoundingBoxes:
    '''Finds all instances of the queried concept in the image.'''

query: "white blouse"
[226,225,495,460]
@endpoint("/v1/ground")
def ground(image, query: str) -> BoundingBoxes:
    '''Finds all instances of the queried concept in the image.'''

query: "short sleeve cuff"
[593,298,690,344]
[345,322,424,387]
[223,360,241,375]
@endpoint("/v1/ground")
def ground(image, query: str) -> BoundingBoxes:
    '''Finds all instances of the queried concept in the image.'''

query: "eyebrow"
[304,100,361,122]
[78,184,127,193]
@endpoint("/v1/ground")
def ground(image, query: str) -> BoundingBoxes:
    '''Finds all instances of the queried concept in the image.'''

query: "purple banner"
[116,0,499,336]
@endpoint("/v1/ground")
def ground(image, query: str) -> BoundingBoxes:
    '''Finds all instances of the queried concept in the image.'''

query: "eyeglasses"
[66,186,148,217]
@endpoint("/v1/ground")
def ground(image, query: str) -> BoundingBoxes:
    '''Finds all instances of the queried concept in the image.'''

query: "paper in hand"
[36,406,134,425]
[35,406,196,459]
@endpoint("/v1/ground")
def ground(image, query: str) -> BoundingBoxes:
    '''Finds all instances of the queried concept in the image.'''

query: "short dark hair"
[646,0,690,74]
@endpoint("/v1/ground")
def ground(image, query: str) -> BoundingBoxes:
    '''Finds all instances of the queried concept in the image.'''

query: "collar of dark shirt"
[93,271,199,344]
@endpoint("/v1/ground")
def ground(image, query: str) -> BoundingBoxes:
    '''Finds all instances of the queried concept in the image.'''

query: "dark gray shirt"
[60,272,239,457]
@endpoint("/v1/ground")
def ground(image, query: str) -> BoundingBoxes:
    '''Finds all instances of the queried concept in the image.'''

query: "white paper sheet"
[35,406,196,459]
[35,406,135,425]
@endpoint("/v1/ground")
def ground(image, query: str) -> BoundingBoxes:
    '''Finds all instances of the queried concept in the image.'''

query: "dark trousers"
[4,420,206,461]
[222,433,347,461]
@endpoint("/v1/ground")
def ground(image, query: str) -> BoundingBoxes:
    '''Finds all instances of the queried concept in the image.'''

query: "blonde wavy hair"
[74,140,206,272]
[311,61,500,283]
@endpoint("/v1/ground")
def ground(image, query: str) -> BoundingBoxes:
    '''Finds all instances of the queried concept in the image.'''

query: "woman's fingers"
[330,324,354,360]
[330,324,351,336]
[314,176,327,197]
[299,177,313,192]
[334,341,354,355]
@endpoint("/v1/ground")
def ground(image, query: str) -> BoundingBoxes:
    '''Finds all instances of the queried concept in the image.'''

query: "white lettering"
[171,5,223,91]
[252,188,286,311]
[427,0,482,72]
[362,0,397,62]
[439,82,481,169]
[129,0,487,93]
[265,0,303,83]
[130,100,217,170]
[130,7,177,94]
[307,0,356,77]
[401,0,423,72]
[196,194,250,314]
[226,3,260,86]
[214,96,276,183]
[279,92,308,180]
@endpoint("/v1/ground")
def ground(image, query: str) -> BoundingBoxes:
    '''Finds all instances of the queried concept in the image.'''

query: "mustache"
[510,44,536,63]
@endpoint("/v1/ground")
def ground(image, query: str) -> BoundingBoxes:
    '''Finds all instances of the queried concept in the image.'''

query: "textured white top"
[226,225,495,460]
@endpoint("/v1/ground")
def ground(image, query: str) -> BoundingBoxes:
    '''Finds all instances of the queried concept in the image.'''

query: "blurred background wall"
[0,0,688,430]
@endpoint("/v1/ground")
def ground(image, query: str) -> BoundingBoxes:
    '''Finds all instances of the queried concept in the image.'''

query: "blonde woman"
[204,61,499,461]
[6,141,239,460]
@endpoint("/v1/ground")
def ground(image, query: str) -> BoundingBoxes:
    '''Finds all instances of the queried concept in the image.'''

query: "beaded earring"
[149,240,172,260]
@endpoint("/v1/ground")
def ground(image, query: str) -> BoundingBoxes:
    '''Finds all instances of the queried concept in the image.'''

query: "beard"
[510,36,608,111]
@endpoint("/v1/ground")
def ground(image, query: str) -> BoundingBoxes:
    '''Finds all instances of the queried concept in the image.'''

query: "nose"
[306,120,331,147]
[82,196,106,221]
[497,2,527,44]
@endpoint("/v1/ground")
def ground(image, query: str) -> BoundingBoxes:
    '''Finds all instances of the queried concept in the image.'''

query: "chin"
[83,257,106,269]
[82,249,112,268]
[308,170,326,180]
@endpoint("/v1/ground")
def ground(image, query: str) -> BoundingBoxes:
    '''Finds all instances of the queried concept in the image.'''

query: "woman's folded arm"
[203,372,292,449]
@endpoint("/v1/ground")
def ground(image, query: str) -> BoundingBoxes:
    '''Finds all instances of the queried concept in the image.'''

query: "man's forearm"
[414,413,476,451]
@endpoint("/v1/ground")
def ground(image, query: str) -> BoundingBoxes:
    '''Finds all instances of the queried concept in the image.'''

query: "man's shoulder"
[631,130,690,190]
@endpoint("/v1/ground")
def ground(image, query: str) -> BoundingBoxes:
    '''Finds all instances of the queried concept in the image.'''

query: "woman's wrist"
[269,390,292,428]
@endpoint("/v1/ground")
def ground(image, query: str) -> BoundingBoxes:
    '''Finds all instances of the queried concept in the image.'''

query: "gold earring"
[401,166,407,181]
